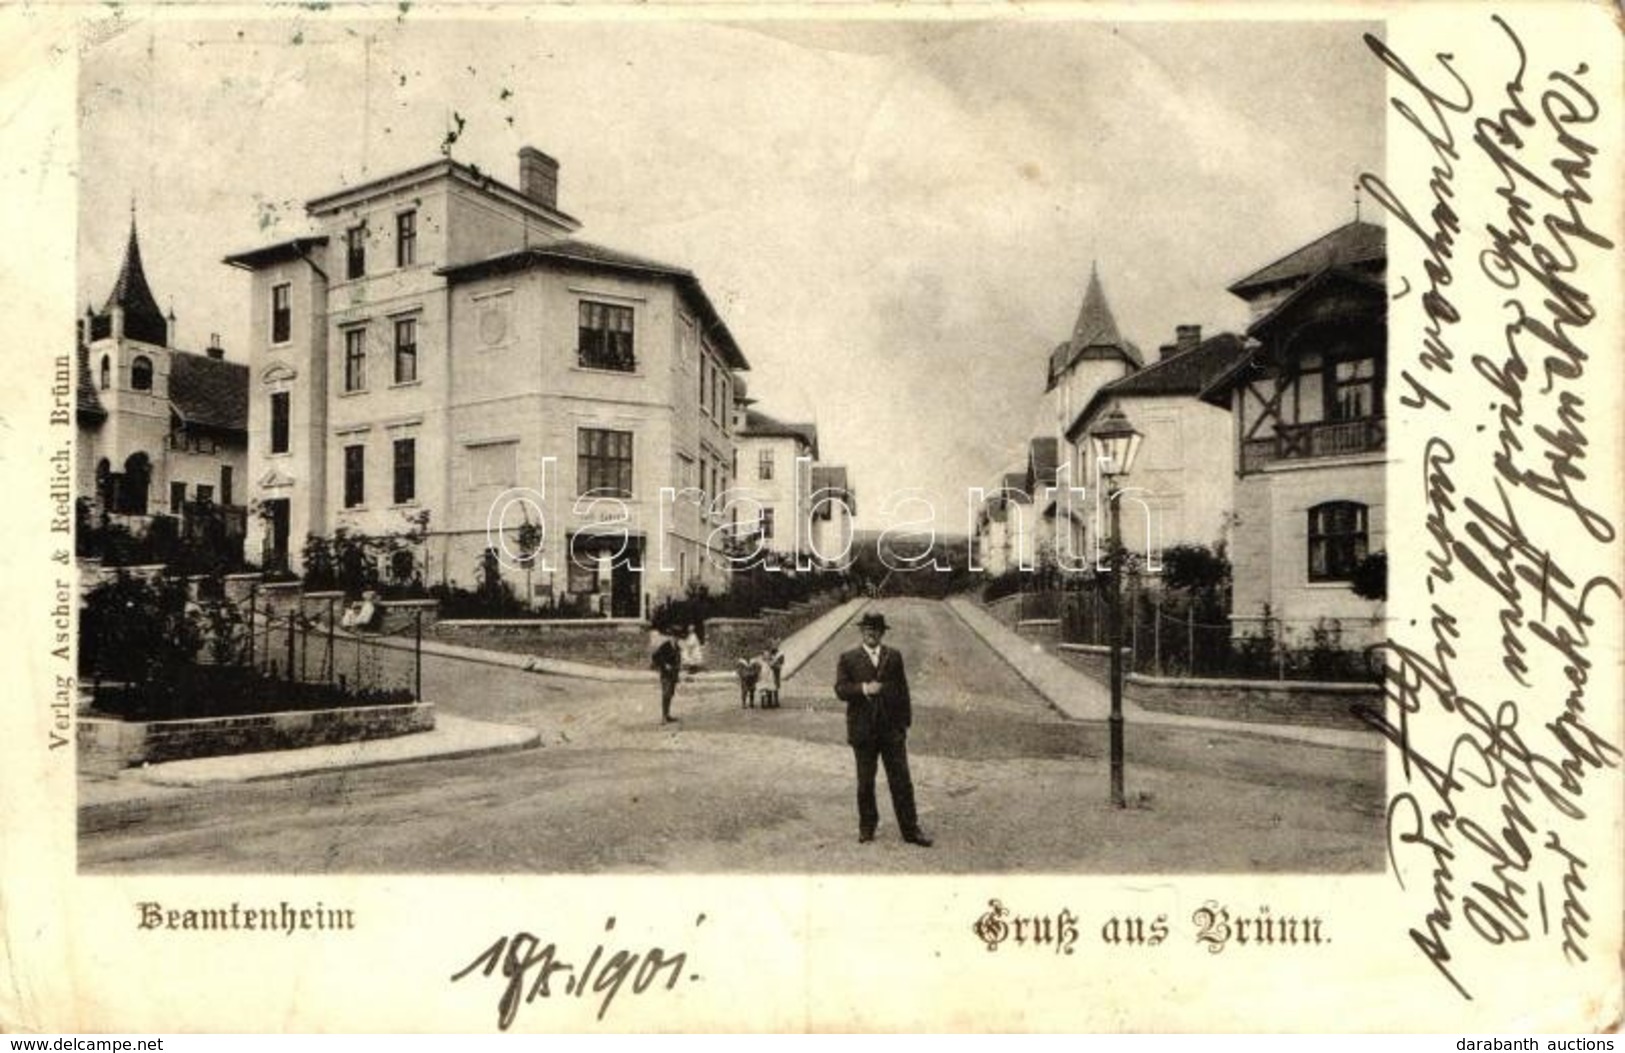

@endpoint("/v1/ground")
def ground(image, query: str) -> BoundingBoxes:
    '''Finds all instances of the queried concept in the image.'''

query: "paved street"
[78,599,1384,874]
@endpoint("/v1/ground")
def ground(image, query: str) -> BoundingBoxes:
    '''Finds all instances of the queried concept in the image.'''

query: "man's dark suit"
[835,642,922,840]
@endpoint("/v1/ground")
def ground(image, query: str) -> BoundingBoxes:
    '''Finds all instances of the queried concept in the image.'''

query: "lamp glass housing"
[1089,407,1143,480]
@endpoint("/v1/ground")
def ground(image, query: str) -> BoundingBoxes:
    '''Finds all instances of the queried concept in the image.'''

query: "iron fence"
[1057,584,1379,683]
[232,588,423,706]
[82,574,425,721]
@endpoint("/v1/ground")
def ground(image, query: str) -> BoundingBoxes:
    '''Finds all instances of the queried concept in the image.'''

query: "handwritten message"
[1357,15,1620,1001]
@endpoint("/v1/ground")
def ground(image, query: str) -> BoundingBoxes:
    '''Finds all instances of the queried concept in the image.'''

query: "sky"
[78,11,1384,535]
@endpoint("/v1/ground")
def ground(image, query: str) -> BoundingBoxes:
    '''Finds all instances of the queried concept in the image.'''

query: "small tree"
[514,517,543,609]
[1158,543,1231,591]
[1350,551,1387,602]
[80,572,205,686]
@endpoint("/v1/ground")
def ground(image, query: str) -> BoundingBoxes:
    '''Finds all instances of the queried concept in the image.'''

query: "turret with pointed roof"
[92,211,170,346]
[1047,264,1141,390]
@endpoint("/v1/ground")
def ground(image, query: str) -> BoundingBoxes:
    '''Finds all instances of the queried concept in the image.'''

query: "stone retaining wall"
[79,702,435,773]
[1053,644,1376,732]
[1126,677,1377,732]
[431,603,827,669]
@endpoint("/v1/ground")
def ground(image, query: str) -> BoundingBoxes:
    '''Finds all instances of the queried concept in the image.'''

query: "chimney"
[1158,342,1178,361]
[1176,324,1202,356]
[206,332,225,360]
[518,147,560,210]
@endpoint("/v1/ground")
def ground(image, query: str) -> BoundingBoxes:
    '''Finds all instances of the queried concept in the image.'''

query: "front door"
[609,539,644,619]
[264,499,291,572]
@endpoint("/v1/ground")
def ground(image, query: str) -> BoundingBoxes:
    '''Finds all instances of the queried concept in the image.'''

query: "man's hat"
[858,612,889,632]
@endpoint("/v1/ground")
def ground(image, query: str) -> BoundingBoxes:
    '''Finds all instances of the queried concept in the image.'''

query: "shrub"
[299,511,430,596]
[80,572,204,685]
[1158,543,1231,592]
[1350,551,1387,602]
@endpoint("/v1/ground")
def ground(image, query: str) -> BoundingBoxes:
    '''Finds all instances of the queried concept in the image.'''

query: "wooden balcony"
[1241,417,1385,473]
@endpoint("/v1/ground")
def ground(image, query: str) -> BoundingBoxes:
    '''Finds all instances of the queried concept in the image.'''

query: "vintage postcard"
[0,0,1619,1033]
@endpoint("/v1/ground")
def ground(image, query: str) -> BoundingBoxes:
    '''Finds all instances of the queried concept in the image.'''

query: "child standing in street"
[736,653,762,708]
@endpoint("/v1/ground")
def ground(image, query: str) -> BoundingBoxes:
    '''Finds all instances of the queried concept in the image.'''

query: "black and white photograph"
[1,1,1621,1034]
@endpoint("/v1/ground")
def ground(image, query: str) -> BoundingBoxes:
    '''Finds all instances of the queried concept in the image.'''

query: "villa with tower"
[76,213,249,557]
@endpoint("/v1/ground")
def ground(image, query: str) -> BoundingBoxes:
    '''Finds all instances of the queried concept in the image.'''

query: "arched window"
[1308,501,1368,582]
[120,452,151,516]
[94,459,112,509]
[131,356,154,391]
[99,355,110,391]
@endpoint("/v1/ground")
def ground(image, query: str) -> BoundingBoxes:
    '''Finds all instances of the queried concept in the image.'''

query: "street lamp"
[1089,405,1143,809]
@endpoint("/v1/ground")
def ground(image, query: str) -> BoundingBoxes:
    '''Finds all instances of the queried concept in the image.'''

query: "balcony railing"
[1241,417,1385,473]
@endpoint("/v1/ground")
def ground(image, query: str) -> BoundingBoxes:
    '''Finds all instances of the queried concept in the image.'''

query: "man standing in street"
[652,623,683,724]
[834,611,931,847]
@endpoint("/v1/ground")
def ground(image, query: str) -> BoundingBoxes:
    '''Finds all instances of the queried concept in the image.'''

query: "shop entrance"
[566,533,644,618]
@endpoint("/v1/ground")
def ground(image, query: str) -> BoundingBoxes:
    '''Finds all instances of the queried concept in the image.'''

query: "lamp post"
[1089,405,1143,809]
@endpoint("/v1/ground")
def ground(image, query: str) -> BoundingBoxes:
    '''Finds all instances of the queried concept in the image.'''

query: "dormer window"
[131,355,153,391]
[99,355,110,391]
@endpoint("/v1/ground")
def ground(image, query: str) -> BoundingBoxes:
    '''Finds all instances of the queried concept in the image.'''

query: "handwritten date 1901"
[451,915,704,1030]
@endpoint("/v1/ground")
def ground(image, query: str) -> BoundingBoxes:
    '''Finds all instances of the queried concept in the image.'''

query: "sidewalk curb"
[945,597,1101,723]
[946,596,1382,753]
[780,597,868,681]
[129,717,543,789]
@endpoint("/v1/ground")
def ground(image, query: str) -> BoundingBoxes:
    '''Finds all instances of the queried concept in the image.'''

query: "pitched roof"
[1198,268,1386,408]
[76,339,105,421]
[996,470,1033,505]
[1245,265,1386,338]
[1065,332,1249,440]
[100,215,169,346]
[169,351,249,432]
[1028,436,1060,487]
[1049,266,1143,386]
[1228,220,1385,298]
[305,156,581,232]
[810,465,849,494]
[438,238,749,370]
[1104,332,1248,397]
[741,409,819,457]
[222,235,330,270]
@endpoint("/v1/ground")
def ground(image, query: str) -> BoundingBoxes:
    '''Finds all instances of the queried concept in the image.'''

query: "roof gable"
[1229,220,1385,298]
[741,409,819,457]
[1200,269,1384,407]
[810,465,849,493]
[1247,266,1385,339]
